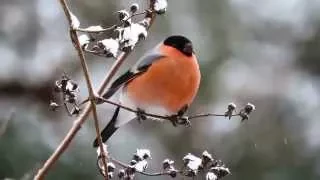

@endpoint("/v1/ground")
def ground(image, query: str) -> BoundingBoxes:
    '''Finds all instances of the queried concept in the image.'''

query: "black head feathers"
[164,35,193,57]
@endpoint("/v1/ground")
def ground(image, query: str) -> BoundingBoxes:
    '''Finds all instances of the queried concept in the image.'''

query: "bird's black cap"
[164,35,193,57]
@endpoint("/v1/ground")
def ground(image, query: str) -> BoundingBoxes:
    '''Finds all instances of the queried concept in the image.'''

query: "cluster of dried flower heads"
[97,145,231,180]
[76,0,167,58]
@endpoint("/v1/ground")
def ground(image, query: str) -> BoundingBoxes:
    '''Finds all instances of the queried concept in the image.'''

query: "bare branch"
[75,11,147,33]
[34,0,158,179]
[59,0,109,179]
[97,97,242,123]
[0,110,14,137]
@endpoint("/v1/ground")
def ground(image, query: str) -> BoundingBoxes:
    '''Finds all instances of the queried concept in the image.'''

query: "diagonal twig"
[59,0,108,179]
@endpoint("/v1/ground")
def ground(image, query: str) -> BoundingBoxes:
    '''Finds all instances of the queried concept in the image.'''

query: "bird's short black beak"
[183,42,193,56]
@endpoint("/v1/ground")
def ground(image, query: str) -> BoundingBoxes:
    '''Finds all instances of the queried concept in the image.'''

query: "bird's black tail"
[93,106,120,147]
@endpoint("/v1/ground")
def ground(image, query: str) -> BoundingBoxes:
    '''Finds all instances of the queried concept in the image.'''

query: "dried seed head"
[153,0,167,14]
[107,162,116,172]
[117,10,130,21]
[168,169,177,178]
[78,34,90,48]
[138,19,150,28]
[135,149,151,160]
[130,159,137,165]
[225,102,236,119]
[206,172,218,180]
[183,153,202,174]
[239,112,249,122]
[130,3,139,13]
[134,160,148,172]
[228,102,236,110]
[210,166,231,178]
[185,169,197,177]
[202,151,214,166]
[49,101,59,111]
[108,172,114,179]
[70,106,80,115]
[98,38,120,58]
[244,103,255,114]
[118,169,125,178]
[126,165,136,175]
[162,159,174,170]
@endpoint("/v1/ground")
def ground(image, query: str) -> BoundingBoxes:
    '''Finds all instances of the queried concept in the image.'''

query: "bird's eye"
[183,43,193,56]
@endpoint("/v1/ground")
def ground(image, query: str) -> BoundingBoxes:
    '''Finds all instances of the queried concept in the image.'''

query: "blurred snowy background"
[1,0,320,179]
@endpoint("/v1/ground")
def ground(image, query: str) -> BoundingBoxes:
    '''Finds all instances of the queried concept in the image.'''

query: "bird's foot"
[168,115,191,127]
[136,108,147,123]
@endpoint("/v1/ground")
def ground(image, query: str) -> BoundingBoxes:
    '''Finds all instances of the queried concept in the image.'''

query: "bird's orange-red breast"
[93,35,201,147]
[124,45,200,114]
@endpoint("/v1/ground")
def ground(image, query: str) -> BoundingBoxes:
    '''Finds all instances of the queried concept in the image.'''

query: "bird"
[93,35,201,147]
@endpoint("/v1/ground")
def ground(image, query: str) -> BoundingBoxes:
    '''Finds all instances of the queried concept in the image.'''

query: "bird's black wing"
[93,106,120,147]
[102,53,165,99]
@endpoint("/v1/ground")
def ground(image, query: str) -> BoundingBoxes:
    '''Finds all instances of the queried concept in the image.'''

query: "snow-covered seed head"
[130,3,139,14]
[49,101,59,111]
[185,169,197,177]
[134,160,148,172]
[123,19,132,27]
[98,38,119,57]
[126,165,136,175]
[183,153,202,174]
[168,169,177,178]
[78,34,90,48]
[70,12,80,29]
[183,153,200,165]
[108,172,114,179]
[130,159,137,165]
[202,151,214,166]
[118,169,125,178]
[210,166,231,178]
[225,102,237,119]
[153,0,168,14]
[116,22,147,53]
[228,102,237,111]
[206,172,218,180]
[107,162,116,172]
[54,80,62,92]
[117,10,130,21]
[135,149,151,160]
[138,19,150,28]
[71,106,80,115]
[244,103,255,114]
[162,159,174,170]
[65,80,78,93]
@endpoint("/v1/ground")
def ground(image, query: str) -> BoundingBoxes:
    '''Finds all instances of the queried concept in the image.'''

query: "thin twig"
[75,11,147,33]
[98,97,241,121]
[0,110,14,137]
[76,25,117,33]
[35,0,109,179]
[188,113,240,120]
[84,48,111,58]
[34,1,157,179]
[64,0,109,179]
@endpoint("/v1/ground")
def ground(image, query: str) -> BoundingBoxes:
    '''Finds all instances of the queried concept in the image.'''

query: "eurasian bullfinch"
[93,35,201,147]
